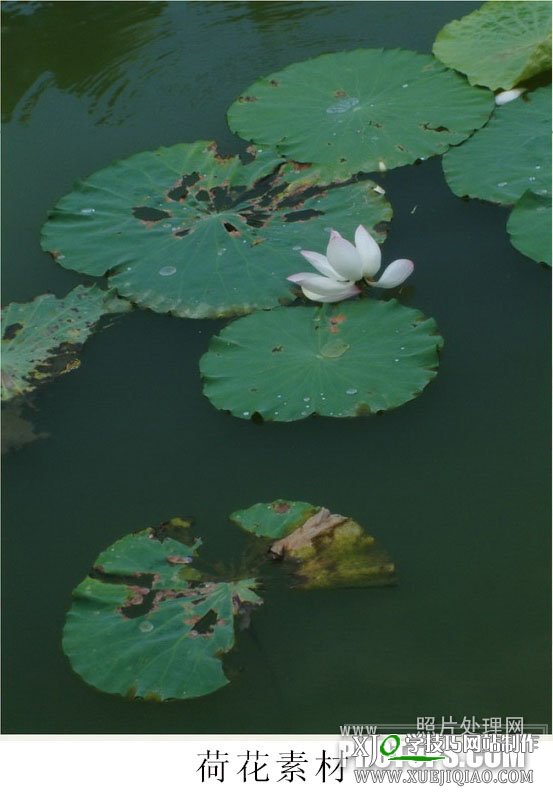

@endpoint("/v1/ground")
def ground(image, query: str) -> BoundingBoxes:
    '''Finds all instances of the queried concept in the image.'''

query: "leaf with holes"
[433,1,552,91]
[40,141,392,318]
[442,86,551,204]
[507,191,552,266]
[200,299,443,422]
[1,285,130,402]
[62,519,263,701]
[227,49,493,182]
[232,500,396,589]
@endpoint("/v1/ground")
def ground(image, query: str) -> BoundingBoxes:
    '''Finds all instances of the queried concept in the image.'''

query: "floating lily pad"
[1,285,130,402]
[433,1,552,91]
[227,49,493,182]
[200,300,443,422]
[40,141,392,318]
[63,520,262,701]
[232,500,396,589]
[507,191,552,266]
[231,499,320,540]
[442,86,551,204]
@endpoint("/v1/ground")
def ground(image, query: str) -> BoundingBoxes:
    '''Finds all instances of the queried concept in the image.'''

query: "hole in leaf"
[283,209,324,223]
[3,323,23,341]
[167,173,200,201]
[223,222,239,234]
[241,210,270,228]
[173,228,190,238]
[422,123,449,133]
[133,206,171,222]
[122,589,157,619]
[192,609,218,635]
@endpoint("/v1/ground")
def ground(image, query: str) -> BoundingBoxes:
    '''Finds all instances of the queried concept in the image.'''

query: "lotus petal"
[370,259,414,288]
[300,250,342,279]
[326,230,364,280]
[355,224,381,277]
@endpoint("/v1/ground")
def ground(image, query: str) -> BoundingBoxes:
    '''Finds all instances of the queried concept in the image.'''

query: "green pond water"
[2,0,551,734]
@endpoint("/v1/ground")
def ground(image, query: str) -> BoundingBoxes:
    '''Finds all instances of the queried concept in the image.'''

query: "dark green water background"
[2,0,551,734]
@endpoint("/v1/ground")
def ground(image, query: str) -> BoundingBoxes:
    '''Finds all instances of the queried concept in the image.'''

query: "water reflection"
[1,0,166,122]
[216,1,333,30]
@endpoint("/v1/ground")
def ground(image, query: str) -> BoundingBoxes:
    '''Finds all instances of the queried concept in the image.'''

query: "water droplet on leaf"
[139,621,154,633]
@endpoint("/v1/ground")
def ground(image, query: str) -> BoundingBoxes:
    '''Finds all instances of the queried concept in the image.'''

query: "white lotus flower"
[287,226,413,302]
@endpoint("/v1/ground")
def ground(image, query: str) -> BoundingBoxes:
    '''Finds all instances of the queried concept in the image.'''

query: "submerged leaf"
[507,191,552,266]
[228,49,493,181]
[1,285,130,402]
[63,522,262,700]
[433,1,552,91]
[1,401,48,455]
[442,85,551,204]
[232,501,396,589]
[40,141,392,318]
[200,300,443,421]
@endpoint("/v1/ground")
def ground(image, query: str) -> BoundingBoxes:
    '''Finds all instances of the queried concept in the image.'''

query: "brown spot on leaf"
[273,502,291,514]
[270,507,348,557]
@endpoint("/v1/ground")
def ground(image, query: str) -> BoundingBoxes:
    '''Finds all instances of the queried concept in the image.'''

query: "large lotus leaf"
[40,141,392,318]
[63,523,262,700]
[1,285,130,402]
[227,49,494,182]
[442,86,551,204]
[232,500,396,589]
[200,300,443,422]
[230,499,320,540]
[433,1,552,91]
[507,191,552,266]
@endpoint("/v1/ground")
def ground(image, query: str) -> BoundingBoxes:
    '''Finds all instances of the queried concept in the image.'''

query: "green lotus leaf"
[507,190,552,266]
[40,141,392,318]
[433,1,552,91]
[1,285,130,402]
[232,500,396,589]
[63,522,263,701]
[231,499,320,540]
[200,299,443,422]
[227,49,494,182]
[442,86,551,204]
